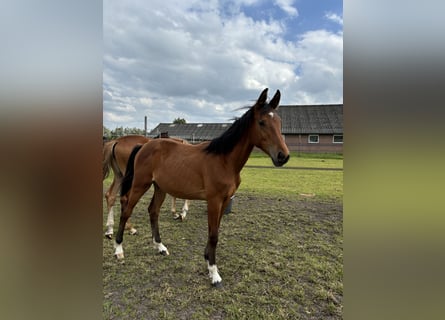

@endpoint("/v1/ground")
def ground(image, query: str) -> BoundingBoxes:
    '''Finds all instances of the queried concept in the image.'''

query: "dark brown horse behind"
[103,135,190,239]
[115,88,289,287]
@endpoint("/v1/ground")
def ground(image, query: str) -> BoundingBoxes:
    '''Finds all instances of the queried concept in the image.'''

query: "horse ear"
[269,90,281,109]
[257,88,268,106]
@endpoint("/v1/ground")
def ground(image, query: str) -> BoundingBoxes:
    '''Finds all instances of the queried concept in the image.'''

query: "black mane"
[204,108,253,154]
[205,103,271,155]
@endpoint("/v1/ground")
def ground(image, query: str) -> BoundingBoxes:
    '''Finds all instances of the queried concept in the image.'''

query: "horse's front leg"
[115,184,149,260]
[204,198,225,288]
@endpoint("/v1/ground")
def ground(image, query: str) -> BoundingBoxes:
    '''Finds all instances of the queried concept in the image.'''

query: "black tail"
[121,144,143,197]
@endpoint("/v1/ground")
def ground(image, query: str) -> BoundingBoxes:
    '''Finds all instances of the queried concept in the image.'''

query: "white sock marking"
[114,242,124,258]
[181,200,189,218]
[153,238,169,255]
[106,207,114,235]
[207,262,222,284]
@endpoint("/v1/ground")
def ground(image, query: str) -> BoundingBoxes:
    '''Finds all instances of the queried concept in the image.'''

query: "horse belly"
[153,167,206,200]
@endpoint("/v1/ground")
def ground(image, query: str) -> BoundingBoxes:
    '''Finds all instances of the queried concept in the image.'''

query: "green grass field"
[241,151,343,200]
[103,152,343,319]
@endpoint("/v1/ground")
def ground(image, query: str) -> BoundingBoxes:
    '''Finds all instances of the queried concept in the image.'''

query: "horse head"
[252,88,290,167]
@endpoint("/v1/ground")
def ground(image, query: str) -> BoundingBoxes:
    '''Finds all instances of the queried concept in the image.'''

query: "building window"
[333,135,343,144]
[308,135,319,143]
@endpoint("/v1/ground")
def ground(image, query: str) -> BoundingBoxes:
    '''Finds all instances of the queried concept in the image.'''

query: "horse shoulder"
[202,161,238,195]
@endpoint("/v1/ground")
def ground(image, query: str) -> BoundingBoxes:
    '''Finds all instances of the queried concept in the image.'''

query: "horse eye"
[259,120,265,127]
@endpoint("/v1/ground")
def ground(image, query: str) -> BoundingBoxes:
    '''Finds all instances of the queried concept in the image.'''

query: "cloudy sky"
[103,0,343,130]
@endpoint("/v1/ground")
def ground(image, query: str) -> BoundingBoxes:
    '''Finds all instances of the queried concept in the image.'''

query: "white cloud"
[290,30,343,104]
[114,104,136,112]
[275,0,298,17]
[139,97,152,106]
[104,111,134,123]
[103,1,342,130]
[325,12,343,26]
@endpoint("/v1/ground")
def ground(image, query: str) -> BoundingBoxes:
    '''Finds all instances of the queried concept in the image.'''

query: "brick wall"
[284,134,343,153]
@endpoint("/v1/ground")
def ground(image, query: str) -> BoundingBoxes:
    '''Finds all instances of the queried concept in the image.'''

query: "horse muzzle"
[272,151,289,167]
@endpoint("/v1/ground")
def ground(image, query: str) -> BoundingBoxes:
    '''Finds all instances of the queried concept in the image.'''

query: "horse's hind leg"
[126,220,137,235]
[171,196,180,220]
[171,196,189,221]
[105,178,137,239]
[114,182,150,259]
[104,178,119,239]
[180,199,189,220]
[149,184,168,255]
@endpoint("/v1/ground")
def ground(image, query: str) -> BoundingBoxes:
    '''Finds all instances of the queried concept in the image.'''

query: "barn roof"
[148,123,231,141]
[277,104,343,134]
[149,104,343,141]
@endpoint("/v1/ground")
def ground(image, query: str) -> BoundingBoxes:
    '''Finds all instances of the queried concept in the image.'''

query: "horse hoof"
[173,214,181,220]
[180,215,185,221]
[159,250,169,256]
[115,252,124,260]
[105,234,113,240]
[212,281,223,289]
[129,228,137,235]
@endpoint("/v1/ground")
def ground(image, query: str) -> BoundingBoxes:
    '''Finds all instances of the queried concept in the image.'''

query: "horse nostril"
[277,152,289,164]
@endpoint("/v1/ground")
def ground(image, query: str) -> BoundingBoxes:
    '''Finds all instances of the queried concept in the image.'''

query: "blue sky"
[103,0,343,130]
[240,0,342,36]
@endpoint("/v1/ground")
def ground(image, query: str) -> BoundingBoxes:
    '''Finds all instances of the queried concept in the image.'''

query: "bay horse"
[103,135,190,239]
[116,88,289,287]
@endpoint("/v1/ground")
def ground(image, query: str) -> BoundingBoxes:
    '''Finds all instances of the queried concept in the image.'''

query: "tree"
[173,117,186,124]
[103,126,146,139]
[103,126,111,139]
[112,126,124,138]
[123,127,145,135]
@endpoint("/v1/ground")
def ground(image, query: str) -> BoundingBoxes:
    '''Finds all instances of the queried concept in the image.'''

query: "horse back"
[114,135,151,173]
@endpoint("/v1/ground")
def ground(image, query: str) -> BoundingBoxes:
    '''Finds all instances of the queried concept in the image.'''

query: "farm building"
[277,104,343,153]
[148,123,231,144]
[149,104,343,153]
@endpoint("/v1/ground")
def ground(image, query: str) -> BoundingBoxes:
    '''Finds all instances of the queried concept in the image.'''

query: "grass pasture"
[103,152,343,319]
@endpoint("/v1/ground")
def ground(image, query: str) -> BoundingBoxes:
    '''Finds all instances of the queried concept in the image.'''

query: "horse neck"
[226,133,254,173]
